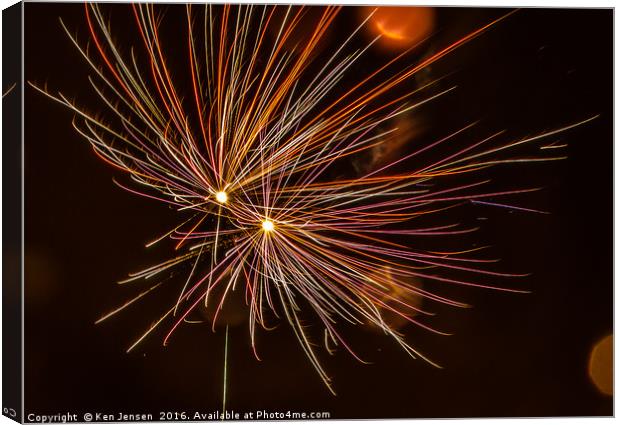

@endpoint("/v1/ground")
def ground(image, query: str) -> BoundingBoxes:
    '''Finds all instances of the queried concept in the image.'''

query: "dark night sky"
[23,3,612,419]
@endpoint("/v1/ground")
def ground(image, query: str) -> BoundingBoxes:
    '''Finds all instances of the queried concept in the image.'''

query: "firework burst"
[32,4,595,393]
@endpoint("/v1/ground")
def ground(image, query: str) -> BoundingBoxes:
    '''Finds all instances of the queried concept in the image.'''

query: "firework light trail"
[32,4,596,393]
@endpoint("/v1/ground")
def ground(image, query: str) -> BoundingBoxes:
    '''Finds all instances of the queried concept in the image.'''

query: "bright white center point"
[215,191,228,204]
[262,220,275,232]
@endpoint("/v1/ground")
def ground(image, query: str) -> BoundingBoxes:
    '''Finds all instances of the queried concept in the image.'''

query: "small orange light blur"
[361,6,436,51]
[588,334,613,396]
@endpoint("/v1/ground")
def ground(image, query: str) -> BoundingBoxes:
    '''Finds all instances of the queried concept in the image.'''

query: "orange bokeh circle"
[588,334,613,396]
[362,6,436,51]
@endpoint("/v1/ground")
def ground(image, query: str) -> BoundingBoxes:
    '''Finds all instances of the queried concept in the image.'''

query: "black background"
[23,3,612,419]
[3,3,23,422]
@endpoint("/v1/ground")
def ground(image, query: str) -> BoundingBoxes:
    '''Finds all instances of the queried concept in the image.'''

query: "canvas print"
[2,2,613,422]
